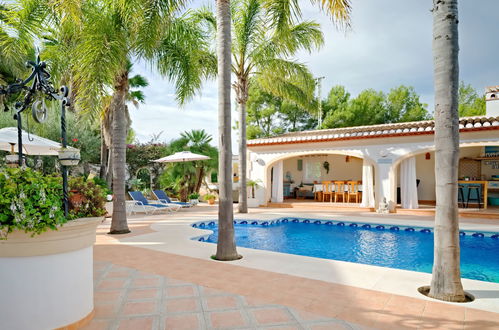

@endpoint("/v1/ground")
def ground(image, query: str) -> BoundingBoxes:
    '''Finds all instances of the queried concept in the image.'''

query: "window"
[304,160,322,182]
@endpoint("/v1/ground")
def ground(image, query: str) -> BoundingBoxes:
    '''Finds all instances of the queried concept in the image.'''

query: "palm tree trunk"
[106,149,113,188]
[109,70,130,235]
[195,167,205,193]
[236,78,248,213]
[428,0,465,302]
[215,0,239,261]
[99,125,108,180]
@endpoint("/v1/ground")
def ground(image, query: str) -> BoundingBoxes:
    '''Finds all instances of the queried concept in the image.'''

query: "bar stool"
[458,185,465,208]
[466,185,482,209]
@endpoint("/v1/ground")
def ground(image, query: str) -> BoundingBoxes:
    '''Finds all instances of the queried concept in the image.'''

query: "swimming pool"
[193,218,499,283]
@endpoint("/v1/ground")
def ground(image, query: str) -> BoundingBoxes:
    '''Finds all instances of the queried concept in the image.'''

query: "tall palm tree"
[100,65,149,188]
[214,0,240,260]
[232,0,323,213]
[20,0,216,234]
[212,0,351,259]
[428,0,466,302]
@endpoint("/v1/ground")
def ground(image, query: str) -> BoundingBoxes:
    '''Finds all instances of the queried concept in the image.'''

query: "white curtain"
[271,160,284,203]
[400,157,419,209]
[360,163,375,208]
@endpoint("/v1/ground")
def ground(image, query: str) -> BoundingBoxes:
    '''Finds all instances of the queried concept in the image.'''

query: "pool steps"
[190,217,499,241]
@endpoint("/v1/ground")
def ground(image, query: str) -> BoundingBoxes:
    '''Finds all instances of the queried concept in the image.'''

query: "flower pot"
[189,199,199,205]
[69,190,86,211]
[208,199,215,205]
[58,148,81,166]
[247,198,260,208]
[0,217,102,330]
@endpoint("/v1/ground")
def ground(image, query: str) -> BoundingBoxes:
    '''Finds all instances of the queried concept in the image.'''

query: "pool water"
[204,222,499,283]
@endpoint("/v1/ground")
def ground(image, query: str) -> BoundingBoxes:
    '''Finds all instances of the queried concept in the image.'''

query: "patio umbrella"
[152,151,210,163]
[152,151,210,201]
[0,127,77,156]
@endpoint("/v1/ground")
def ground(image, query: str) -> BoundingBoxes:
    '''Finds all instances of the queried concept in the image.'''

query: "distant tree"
[323,89,385,128]
[458,81,485,117]
[279,101,316,132]
[246,83,313,138]
[322,85,429,128]
[385,85,429,123]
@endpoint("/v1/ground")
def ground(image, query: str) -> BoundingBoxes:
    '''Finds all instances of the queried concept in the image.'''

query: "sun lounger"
[128,191,180,215]
[153,190,193,208]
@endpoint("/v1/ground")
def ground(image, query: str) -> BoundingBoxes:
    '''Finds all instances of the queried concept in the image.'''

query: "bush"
[188,193,200,200]
[203,193,216,201]
[0,167,66,237]
[92,176,112,195]
[68,177,107,218]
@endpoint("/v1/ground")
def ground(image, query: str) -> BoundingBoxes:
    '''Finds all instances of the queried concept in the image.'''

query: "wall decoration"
[323,161,330,174]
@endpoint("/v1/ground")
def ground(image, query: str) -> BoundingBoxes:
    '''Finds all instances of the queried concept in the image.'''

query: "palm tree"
[181,129,217,193]
[214,0,240,261]
[232,0,324,213]
[100,64,149,189]
[23,0,216,234]
[428,0,466,302]
[212,0,351,260]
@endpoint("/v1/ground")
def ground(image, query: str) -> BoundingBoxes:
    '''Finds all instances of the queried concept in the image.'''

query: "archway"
[261,150,377,206]
[391,141,499,210]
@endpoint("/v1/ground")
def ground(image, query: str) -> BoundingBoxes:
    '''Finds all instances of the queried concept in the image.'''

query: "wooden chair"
[334,181,346,202]
[346,181,361,203]
[321,181,333,202]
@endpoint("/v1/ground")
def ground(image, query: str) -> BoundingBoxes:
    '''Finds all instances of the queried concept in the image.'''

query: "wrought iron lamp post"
[0,56,77,217]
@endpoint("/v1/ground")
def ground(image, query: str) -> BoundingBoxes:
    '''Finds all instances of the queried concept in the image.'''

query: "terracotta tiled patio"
[82,205,499,329]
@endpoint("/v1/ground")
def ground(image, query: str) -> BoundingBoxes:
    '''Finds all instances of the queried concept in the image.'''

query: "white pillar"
[400,157,419,209]
[271,160,284,203]
[360,162,375,208]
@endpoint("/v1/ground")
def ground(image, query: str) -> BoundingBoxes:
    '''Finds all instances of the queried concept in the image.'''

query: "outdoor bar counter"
[457,180,489,209]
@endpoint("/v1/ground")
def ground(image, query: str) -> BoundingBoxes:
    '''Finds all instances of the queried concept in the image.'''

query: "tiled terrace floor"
[85,261,362,330]
[83,205,499,329]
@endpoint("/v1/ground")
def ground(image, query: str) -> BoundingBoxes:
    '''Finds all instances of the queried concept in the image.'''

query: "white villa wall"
[414,152,435,201]
[283,154,362,184]
[248,129,499,210]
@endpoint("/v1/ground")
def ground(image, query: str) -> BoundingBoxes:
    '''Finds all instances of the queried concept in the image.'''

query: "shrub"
[68,177,107,218]
[203,193,216,201]
[0,167,66,237]
[188,193,200,200]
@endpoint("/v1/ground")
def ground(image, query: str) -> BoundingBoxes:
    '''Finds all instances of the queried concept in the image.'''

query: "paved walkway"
[85,261,363,330]
[83,205,499,329]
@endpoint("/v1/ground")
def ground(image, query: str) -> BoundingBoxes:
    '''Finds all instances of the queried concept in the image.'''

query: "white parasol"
[153,151,210,163]
[0,127,78,156]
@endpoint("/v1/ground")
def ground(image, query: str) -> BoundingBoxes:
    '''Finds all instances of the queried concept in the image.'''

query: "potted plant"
[203,193,216,205]
[188,193,200,205]
[58,148,81,166]
[247,179,262,207]
[0,168,105,330]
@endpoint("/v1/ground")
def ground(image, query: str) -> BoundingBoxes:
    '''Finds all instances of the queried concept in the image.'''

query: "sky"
[130,0,499,152]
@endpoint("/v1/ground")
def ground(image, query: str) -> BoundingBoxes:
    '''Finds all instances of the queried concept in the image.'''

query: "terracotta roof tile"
[247,116,499,146]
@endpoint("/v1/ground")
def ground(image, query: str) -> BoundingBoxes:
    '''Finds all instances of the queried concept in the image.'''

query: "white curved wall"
[0,246,93,330]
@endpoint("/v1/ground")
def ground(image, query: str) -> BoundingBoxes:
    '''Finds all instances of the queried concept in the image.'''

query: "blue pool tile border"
[190,217,499,239]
